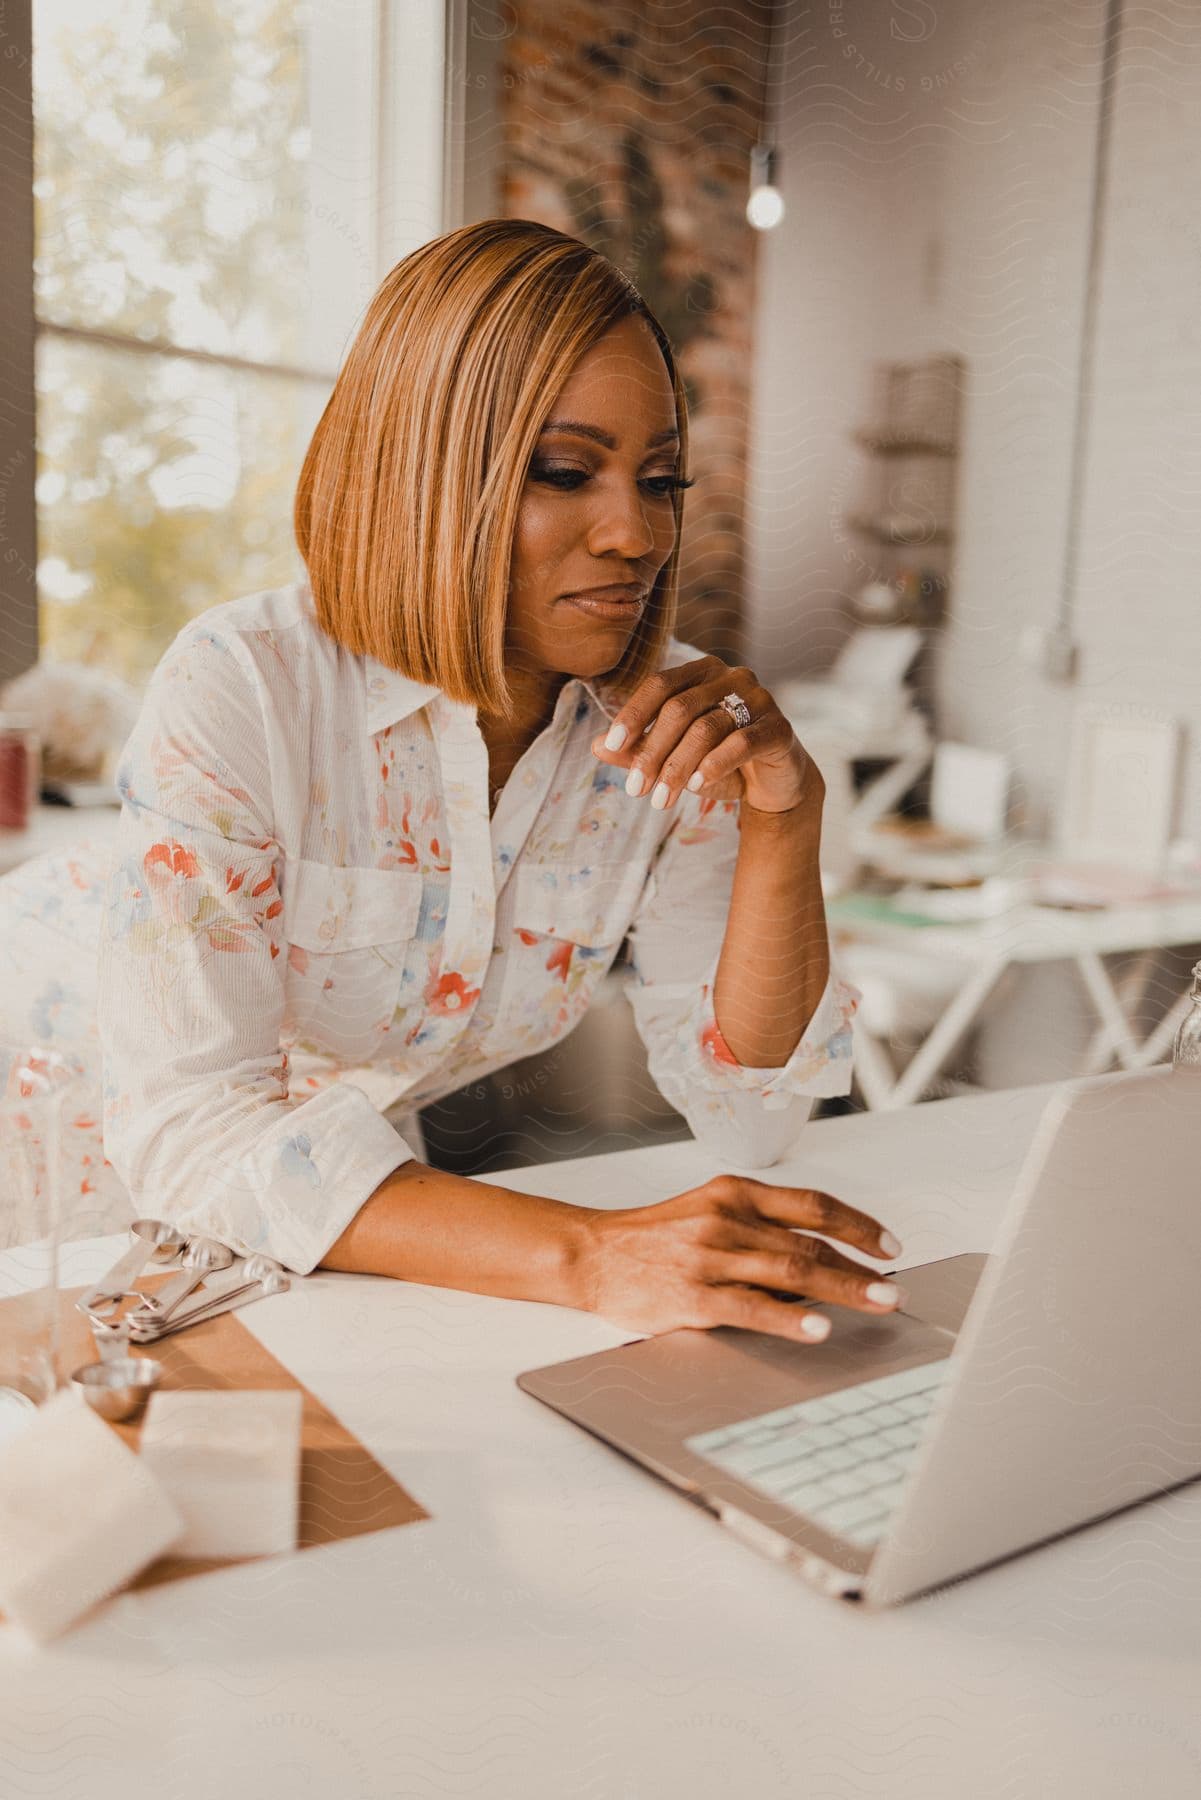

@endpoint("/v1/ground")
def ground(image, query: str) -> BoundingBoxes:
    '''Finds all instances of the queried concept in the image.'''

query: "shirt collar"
[363,657,622,736]
[555,671,623,727]
[363,657,443,735]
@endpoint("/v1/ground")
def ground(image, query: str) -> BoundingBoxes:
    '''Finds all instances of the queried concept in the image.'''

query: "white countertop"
[0,804,121,876]
[3,1082,1200,1799]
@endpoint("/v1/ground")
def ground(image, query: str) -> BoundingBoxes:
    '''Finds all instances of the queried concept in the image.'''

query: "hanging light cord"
[1054,0,1124,660]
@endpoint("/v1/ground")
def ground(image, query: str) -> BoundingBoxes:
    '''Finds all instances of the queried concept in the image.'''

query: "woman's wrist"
[737,791,824,852]
[541,1194,599,1311]
[739,760,824,833]
[322,1157,601,1312]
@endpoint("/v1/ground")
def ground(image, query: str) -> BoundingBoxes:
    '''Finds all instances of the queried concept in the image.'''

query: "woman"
[40,220,906,1341]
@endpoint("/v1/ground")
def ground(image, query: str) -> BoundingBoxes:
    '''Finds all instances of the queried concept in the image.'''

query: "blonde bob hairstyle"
[294,218,690,715]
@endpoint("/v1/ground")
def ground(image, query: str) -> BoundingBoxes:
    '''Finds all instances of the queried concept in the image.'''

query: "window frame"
[4,0,451,685]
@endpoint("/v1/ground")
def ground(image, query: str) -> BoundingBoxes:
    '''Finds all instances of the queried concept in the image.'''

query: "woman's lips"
[561,588,647,622]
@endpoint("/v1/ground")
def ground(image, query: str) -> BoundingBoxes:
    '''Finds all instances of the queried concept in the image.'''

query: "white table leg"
[1074,950,1144,1071]
[1081,949,1159,1073]
[883,958,1007,1110]
[850,1021,900,1111]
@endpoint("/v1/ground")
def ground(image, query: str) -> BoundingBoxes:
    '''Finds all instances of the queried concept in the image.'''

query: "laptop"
[518,1065,1201,1605]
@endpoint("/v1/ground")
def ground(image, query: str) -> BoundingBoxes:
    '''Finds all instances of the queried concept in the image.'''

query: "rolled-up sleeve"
[623,793,858,1167]
[96,626,413,1272]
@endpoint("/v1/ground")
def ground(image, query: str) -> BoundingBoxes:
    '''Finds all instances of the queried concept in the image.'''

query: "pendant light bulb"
[747,143,785,231]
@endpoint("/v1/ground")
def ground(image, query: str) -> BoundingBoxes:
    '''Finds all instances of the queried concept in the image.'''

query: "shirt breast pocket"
[282,858,424,1061]
[514,858,648,950]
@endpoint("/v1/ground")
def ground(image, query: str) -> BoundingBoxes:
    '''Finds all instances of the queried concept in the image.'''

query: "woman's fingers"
[588,659,772,808]
[609,681,785,810]
[684,714,797,798]
[711,1174,902,1261]
[700,1208,906,1313]
[593,679,737,803]
[619,677,745,804]
[702,1282,834,1344]
[727,1221,889,1283]
[710,1246,906,1315]
[589,656,805,811]
[654,713,787,809]
[594,657,720,748]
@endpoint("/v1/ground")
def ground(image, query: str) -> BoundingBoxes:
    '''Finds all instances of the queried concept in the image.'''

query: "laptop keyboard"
[685,1359,950,1551]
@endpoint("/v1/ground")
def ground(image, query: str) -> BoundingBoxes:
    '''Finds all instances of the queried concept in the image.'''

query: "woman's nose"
[586,483,658,560]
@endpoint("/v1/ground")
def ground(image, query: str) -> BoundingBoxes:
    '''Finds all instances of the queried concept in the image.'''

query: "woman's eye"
[641,474,695,497]
[530,463,590,489]
[529,462,695,497]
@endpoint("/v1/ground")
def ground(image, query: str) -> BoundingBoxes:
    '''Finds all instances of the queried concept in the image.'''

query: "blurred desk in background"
[831,883,1201,1109]
[0,804,121,878]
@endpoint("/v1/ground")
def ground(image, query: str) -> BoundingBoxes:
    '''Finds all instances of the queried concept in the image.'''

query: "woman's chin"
[542,626,637,677]
[563,642,631,679]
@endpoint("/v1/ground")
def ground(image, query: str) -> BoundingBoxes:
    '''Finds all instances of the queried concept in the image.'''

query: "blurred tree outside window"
[32,0,379,685]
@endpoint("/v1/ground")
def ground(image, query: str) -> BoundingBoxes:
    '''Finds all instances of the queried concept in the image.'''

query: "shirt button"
[492,943,503,954]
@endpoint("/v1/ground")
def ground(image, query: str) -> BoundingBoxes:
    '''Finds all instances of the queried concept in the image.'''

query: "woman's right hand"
[573,1174,905,1343]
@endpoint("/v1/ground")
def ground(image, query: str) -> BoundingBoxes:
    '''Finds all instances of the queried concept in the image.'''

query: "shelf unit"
[852,431,956,458]
[845,515,953,548]
[842,353,965,626]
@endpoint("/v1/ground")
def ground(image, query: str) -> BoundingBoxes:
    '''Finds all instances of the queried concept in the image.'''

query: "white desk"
[3,1085,1200,1800]
[833,893,1201,1109]
[786,703,933,833]
[0,804,121,876]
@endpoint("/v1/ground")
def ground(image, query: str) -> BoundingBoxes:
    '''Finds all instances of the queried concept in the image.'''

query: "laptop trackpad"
[894,1251,989,1337]
[710,1254,989,1388]
[713,1307,950,1390]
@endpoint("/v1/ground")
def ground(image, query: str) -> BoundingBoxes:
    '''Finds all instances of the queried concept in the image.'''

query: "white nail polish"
[650,781,670,810]
[625,768,645,797]
[800,1314,831,1342]
[604,722,628,751]
[878,1230,902,1258]
[686,771,704,792]
[866,1281,902,1307]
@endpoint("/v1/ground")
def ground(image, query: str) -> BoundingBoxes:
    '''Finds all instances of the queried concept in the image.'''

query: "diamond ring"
[718,692,752,730]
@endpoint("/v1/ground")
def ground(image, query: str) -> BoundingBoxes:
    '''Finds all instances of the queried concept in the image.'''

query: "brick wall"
[496,3,776,658]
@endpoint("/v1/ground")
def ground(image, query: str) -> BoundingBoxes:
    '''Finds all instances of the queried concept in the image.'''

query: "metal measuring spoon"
[126,1257,289,1341]
[76,1219,188,1317]
[130,1235,235,1322]
[88,1310,136,1363]
[126,1264,257,1338]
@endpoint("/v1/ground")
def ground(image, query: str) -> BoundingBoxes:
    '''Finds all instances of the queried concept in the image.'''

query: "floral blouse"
[19,581,856,1272]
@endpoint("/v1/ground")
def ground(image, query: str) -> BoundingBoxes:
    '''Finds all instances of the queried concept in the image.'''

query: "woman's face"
[506,314,683,687]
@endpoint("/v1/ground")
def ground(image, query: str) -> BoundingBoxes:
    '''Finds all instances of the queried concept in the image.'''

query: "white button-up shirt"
[93,581,857,1272]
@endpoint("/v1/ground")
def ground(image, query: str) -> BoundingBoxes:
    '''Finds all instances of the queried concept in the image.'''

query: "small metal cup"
[70,1357,162,1423]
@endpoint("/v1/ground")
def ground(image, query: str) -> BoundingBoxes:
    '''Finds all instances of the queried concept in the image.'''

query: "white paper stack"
[139,1389,303,1557]
[0,1391,183,1643]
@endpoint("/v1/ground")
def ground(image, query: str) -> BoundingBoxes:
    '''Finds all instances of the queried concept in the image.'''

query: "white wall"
[746,0,950,677]
[928,0,1105,839]
[1066,0,1201,842]
[749,0,1201,852]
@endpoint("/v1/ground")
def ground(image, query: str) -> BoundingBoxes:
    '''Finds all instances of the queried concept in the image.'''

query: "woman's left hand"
[590,654,819,816]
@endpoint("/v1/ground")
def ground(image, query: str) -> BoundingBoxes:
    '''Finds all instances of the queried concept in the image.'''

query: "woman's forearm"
[711,791,830,1068]
[319,1158,593,1304]
[321,1149,907,1348]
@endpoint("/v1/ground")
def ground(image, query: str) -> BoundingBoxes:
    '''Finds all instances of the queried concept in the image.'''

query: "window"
[31,0,446,683]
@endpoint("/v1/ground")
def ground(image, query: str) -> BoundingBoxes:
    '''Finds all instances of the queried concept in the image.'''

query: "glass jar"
[1173,962,1201,1067]
[0,1048,79,1446]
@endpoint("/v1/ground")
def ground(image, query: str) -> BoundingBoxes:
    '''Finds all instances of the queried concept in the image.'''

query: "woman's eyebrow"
[538,419,680,451]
